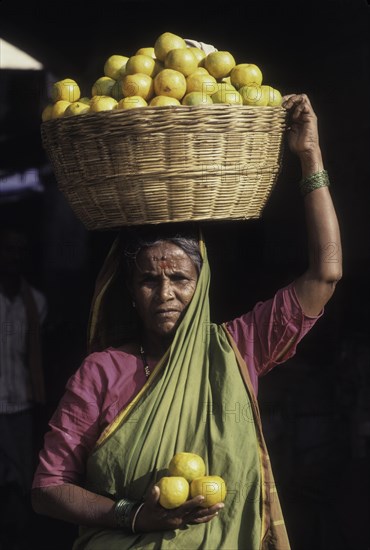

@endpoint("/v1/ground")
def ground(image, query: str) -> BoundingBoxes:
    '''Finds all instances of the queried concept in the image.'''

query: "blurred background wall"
[0,0,369,548]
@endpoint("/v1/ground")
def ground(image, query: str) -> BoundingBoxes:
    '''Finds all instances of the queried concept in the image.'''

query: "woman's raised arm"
[283,93,342,317]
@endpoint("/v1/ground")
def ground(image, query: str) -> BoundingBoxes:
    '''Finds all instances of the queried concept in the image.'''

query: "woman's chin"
[153,320,179,340]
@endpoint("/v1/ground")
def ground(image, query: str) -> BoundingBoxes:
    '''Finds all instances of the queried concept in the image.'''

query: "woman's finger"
[192,512,219,523]
[283,93,312,112]
[146,484,160,506]
[176,495,205,512]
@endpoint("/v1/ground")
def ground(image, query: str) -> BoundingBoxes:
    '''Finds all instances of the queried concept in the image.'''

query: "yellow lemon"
[41,104,53,122]
[51,78,80,103]
[103,54,129,80]
[239,84,269,106]
[230,63,263,89]
[111,80,124,101]
[64,101,90,116]
[90,95,118,112]
[117,96,148,109]
[211,83,242,105]
[79,97,91,105]
[168,452,206,482]
[262,85,282,106]
[51,100,71,118]
[154,31,187,62]
[204,51,236,79]
[149,95,181,106]
[91,76,116,97]
[122,73,154,101]
[192,67,210,75]
[188,47,206,66]
[182,91,213,105]
[157,476,189,509]
[136,47,156,59]
[164,48,198,77]
[125,54,157,77]
[186,71,217,95]
[154,68,186,100]
[190,475,227,508]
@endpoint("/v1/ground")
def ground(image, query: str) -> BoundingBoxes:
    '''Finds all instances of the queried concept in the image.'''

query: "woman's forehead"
[136,242,194,270]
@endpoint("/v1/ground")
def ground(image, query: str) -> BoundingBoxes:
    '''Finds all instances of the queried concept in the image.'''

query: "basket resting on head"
[41,104,288,230]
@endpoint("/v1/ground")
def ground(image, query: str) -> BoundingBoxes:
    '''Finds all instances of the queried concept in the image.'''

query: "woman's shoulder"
[84,340,139,363]
[70,342,140,388]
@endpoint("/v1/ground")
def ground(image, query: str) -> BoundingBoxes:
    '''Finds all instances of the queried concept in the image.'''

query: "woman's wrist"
[298,147,323,178]
[131,502,145,534]
[114,498,139,531]
[299,170,330,197]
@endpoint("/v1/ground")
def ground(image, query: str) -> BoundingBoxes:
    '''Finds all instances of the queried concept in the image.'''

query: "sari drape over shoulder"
[73,233,290,550]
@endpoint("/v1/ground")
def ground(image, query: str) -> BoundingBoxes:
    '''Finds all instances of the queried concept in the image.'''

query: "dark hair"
[120,223,203,281]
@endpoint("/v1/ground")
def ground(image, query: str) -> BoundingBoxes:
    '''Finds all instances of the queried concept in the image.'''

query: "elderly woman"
[31,94,342,549]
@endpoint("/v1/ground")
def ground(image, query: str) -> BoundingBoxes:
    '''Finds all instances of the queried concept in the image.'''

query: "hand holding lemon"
[162,451,226,509]
[131,451,226,533]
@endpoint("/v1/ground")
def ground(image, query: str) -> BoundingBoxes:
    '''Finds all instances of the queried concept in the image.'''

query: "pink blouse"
[32,282,322,488]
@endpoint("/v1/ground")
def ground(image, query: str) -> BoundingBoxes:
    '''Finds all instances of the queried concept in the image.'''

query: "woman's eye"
[172,275,187,282]
[139,275,156,284]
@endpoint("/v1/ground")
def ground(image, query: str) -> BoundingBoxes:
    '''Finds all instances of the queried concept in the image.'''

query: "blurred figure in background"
[0,225,47,550]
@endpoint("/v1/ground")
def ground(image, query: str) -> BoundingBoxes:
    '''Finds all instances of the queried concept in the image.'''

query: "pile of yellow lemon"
[156,451,227,510]
[42,31,283,121]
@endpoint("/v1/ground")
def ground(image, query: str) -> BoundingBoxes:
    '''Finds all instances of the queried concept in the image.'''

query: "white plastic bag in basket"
[184,39,218,55]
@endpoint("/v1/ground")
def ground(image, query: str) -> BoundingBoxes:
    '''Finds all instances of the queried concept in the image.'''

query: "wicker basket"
[41,104,287,230]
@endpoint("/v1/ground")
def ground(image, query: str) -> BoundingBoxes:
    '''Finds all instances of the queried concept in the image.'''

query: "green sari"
[72,235,290,550]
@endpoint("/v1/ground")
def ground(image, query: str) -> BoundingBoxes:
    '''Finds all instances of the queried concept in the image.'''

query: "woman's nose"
[157,278,174,301]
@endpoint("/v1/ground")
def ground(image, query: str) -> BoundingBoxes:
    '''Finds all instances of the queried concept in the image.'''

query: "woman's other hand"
[282,93,323,176]
[134,484,224,532]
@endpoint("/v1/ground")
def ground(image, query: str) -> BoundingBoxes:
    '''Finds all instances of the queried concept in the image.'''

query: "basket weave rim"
[42,103,288,127]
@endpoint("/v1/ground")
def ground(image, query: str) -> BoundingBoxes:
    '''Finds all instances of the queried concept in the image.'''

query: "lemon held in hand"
[190,475,227,508]
[157,476,189,509]
[168,452,206,482]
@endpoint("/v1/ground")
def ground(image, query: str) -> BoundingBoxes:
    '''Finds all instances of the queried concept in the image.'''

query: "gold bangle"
[299,169,330,197]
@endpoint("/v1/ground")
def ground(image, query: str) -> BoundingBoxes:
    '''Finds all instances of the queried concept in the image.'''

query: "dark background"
[0,0,369,548]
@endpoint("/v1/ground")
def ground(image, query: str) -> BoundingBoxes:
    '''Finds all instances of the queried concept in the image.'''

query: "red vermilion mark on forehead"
[158,259,171,269]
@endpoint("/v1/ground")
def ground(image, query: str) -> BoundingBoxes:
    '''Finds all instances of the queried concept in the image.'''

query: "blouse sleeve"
[32,356,107,488]
[225,282,323,380]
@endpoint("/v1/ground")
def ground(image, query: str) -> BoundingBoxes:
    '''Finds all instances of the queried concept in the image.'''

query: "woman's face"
[131,241,199,343]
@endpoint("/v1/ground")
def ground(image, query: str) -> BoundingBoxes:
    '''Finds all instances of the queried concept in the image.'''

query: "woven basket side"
[41,105,287,229]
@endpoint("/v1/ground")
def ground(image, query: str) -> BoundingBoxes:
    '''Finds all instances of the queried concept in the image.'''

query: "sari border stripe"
[221,323,270,548]
[94,348,170,449]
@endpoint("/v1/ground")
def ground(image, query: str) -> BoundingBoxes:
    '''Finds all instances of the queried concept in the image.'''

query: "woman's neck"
[140,333,172,362]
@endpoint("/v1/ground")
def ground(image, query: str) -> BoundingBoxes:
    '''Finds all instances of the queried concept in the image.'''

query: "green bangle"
[299,169,330,197]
